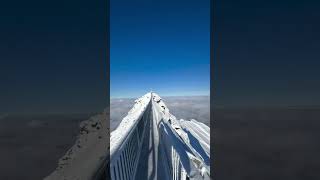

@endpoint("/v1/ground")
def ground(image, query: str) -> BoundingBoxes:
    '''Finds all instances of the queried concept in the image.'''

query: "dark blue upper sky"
[110,0,210,98]
[214,0,320,107]
[0,0,107,114]
[3,0,319,113]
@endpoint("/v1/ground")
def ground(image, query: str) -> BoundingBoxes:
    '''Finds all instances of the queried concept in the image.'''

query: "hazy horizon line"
[111,94,210,99]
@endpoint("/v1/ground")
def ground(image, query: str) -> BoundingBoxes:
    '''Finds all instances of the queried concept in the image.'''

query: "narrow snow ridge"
[110,92,152,156]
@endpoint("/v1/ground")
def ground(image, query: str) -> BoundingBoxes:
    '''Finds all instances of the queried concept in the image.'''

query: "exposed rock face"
[45,109,109,180]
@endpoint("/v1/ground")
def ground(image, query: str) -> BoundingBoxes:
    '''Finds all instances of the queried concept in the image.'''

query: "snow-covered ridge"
[110,92,210,179]
[46,92,210,180]
[152,93,210,178]
[110,92,152,156]
[45,109,108,180]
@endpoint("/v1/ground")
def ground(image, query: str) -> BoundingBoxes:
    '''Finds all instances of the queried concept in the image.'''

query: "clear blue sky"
[0,0,107,114]
[214,0,320,107]
[110,0,210,98]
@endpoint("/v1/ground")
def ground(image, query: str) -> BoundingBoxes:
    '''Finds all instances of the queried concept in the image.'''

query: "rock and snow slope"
[44,109,108,180]
[111,92,210,180]
[110,93,151,156]
[152,92,210,179]
[46,92,210,180]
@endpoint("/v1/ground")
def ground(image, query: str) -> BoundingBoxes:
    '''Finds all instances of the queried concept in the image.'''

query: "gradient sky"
[2,0,319,113]
[110,0,210,98]
[214,0,320,107]
[0,0,107,114]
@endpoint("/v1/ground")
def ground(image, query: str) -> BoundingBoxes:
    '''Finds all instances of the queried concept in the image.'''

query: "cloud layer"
[110,96,210,131]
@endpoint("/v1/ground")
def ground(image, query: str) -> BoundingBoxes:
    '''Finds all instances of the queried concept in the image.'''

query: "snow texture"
[44,109,108,180]
[111,92,210,179]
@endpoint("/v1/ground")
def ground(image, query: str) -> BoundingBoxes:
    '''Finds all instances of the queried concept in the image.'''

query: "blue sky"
[0,0,107,114]
[213,0,320,107]
[110,0,210,98]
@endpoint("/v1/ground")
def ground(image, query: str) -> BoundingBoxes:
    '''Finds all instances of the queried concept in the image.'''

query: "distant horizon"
[110,0,210,99]
[110,91,210,99]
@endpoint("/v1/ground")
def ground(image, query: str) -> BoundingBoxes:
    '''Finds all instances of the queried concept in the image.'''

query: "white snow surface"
[152,92,210,178]
[110,92,151,156]
[44,109,108,180]
[46,92,210,180]
[111,92,210,179]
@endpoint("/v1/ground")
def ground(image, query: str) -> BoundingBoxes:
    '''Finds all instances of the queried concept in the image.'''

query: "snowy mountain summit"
[45,92,210,180]
[111,92,210,180]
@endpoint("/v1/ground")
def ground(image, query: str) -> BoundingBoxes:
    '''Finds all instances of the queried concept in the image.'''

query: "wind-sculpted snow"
[110,92,210,180]
[152,93,210,179]
[110,93,151,156]
[46,92,209,180]
[44,109,108,180]
[110,96,210,131]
